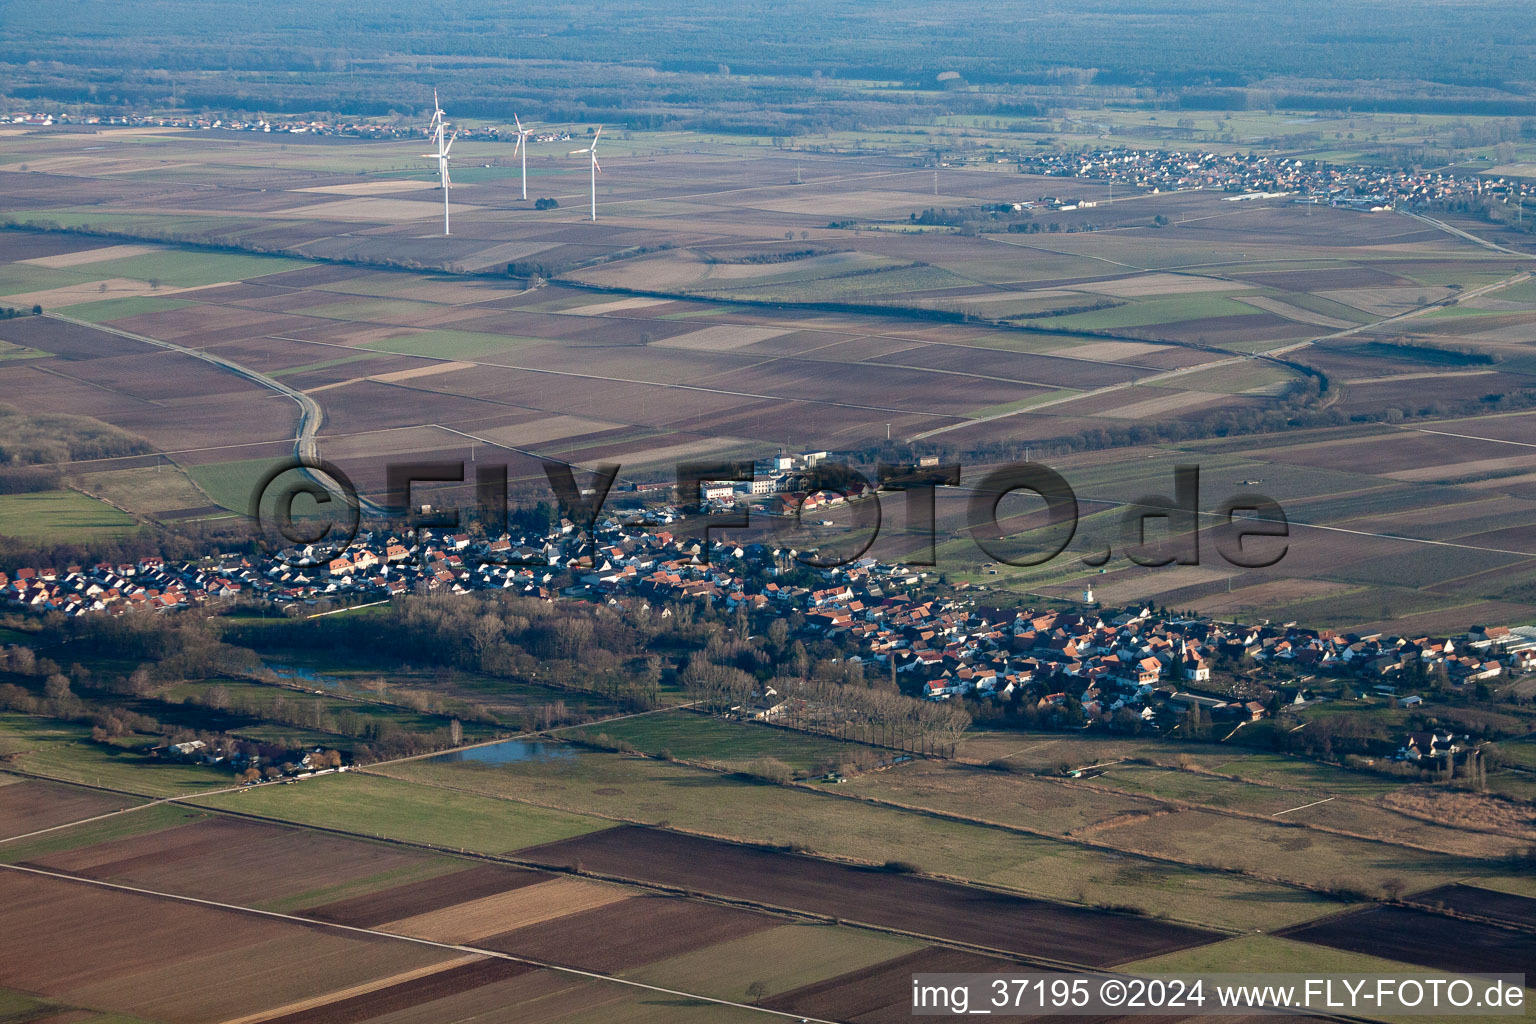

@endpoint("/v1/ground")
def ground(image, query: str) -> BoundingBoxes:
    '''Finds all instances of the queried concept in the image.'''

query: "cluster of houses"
[155,738,347,781]
[1,558,242,616]
[5,110,569,144]
[1016,147,1534,212]
[5,511,1532,733]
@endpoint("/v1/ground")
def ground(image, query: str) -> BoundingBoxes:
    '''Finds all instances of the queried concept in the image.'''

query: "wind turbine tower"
[569,126,603,222]
[420,89,456,235]
[511,113,534,201]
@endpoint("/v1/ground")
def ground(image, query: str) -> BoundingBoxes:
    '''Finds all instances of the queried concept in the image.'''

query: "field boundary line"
[1026,765,1520,859]
[457,733,1486,908]
[364,757,1280,931]
[39,311,388,515]
[0,860,846,1024]
[169,794,1116,971]
[1273,795,1336,816]
[215,953,487,1024]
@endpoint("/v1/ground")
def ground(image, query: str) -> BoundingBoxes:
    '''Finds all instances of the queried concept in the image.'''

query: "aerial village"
[1014,146,1535,212]
[6,457,1532,774]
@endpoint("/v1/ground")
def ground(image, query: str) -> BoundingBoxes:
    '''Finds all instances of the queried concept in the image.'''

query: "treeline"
[705,248,843,265]
[0,466,62,495]
[0,403,154,466]
[1356,338,1503,365]
[230,592,668,710]
[181,682,471,759]
[9,0,1536,122]
[5,617,493,761]
[681,637,971,755]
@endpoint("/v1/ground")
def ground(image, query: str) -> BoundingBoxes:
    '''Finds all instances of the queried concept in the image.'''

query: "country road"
[43,310,386,514]
[45,311,325,467]
[914,213,1533,441]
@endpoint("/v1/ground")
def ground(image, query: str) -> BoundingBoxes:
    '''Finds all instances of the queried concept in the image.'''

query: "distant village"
[7,109,1531,216]
[1013,147,1533,214]
[4,110,569,144]
[5,451,1532,771]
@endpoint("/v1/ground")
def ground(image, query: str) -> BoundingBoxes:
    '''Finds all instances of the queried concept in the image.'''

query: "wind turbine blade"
[444,131,457,155]
[592,125,603,143]
[592,156,603,174]
[568,148,590,156]
[513,113,523,133]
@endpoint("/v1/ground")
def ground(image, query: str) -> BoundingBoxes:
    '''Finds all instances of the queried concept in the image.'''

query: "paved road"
[44,310,388,514]
[915,216,1533,441]
[45,311,324,466]
[1405,211,1535,258]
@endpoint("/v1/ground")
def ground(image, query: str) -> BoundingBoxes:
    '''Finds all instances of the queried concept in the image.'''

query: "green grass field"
[1038,292,1261,331]
[255,852,468,913]
[268,351,389,377]
[186,457,287,513]
[571,710,870,773]
[56,295,197,322]
[0,263,107,296]
[0,489,136,542]
[0,985,158,1024]
[0,714,226,796]
[82,250,316,289]
[192,770,607,854]
[76,464,221,518]
[379,750,1339,930]
[0,802,201,863]
[0,338,47,361]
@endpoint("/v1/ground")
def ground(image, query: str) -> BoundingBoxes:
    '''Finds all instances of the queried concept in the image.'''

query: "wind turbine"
[421,90,456,235]
[569,125,602,222]
[511,113,534,201]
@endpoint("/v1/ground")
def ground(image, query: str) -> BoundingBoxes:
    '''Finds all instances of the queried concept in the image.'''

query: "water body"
[425,738,577,764]
[266,663,354,693]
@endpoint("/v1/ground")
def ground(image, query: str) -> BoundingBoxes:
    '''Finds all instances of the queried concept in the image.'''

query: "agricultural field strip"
[212,954,488,1024]
[39,311,330,479]
[527,300,1181,374]
[1404,212,1535,258]
[1400,425,1536,450]
[0,860,844,1024]
[1072,495,1536,559]
[588,709,1533,852]
[247,327,970,421]
[41,421,509,468]
[1263,267,1534,359]
[579,166,961,215]
[910,353,1248,438]
[369,756,1337,920]
[179,274,1193,380]
[918,260,1535,439]
[0,787,171,845]
[178,781,1218,971]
